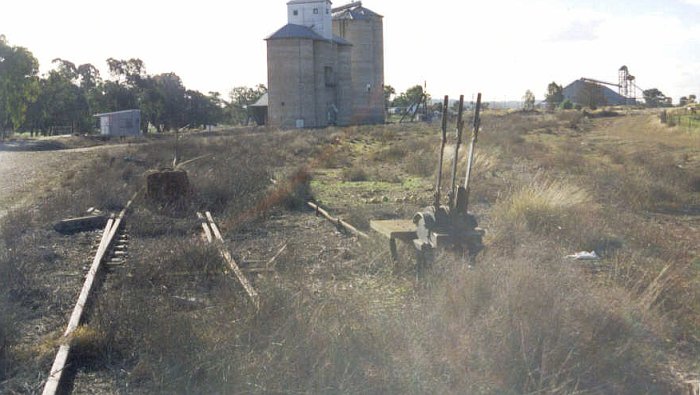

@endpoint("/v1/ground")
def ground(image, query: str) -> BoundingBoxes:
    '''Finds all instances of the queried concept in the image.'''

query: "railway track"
[306,201,369,239]
[197,211,260,309]
[40,192,369,394]
[42,194,137,395]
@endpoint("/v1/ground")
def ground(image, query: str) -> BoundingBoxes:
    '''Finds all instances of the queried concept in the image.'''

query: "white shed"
[94,109,141,137]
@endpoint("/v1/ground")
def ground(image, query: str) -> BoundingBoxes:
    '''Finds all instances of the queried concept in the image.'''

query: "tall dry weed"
[491,176,592,241]
[410,252,675,394]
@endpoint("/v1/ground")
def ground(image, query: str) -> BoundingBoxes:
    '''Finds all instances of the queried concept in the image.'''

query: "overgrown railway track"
[6,110,695,394]
[43,193,137,395]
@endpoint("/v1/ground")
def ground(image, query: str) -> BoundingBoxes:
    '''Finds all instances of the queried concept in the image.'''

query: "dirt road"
[0,143,131,219]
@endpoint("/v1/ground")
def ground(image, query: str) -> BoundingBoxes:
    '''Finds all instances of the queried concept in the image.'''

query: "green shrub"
[560,99,574,110]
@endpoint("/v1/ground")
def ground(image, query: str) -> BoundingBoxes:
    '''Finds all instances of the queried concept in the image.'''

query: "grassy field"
[663,106,700,133]
[1,109,698,393]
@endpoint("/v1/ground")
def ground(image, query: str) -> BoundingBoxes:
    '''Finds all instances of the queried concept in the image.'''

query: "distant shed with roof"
[563,79,630,107]
[249,93,269,126]
[94,109,141,137]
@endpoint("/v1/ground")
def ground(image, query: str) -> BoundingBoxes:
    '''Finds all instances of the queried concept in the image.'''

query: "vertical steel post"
[434,95,449,209]
[461,93,482,214]
[448,95,464,209]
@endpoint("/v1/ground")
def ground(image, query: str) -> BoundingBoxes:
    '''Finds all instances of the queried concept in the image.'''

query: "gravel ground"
[0,139,135,393]
[0,143,131,220]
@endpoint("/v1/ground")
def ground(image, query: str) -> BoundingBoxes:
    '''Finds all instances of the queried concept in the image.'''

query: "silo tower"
[332,2,385,124]
[266,0,353,128]
[288,0,334,39]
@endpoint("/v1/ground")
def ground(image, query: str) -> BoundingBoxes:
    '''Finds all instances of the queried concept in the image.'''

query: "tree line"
[0,35,267,139]
[384,84,427,109]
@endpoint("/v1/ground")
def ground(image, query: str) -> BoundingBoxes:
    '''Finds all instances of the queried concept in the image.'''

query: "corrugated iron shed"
[93,109,141,137]
[250,93,268,107]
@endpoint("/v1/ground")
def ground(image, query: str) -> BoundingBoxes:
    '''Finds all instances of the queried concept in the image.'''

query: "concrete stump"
[146,169,190,204]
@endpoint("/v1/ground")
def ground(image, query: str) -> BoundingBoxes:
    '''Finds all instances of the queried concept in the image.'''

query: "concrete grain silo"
[266,0,354,128]
[265,0,383,128]
[266,25,319,128]
[334,42,353,125]
[332,2,385,124]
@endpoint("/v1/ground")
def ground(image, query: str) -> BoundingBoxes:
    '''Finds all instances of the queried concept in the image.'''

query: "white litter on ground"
[565,251,600,260]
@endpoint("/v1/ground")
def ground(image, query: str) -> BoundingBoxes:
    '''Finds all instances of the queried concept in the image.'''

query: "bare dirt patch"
[0,144,132,219]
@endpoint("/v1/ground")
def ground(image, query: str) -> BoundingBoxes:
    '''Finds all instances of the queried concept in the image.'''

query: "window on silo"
[293,10,298,15]
[313,8,319,14]
[324,66,335,87]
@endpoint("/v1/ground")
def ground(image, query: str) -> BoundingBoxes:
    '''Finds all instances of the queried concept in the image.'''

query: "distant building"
[265,0,384,128]
[248,93,269,126]
[94,109,141,137]
[562,79,631,107]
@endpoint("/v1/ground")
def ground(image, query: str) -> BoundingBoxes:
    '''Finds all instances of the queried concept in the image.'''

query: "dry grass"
[0,275,12,380]
[69,325,108,362]
[1,111,697,393]
[489,176,594,253]
[437,148,499,184]
[405,147,437,177]
[590,150,697,212]
[89,245,679,393]
[342,165,369,182]
[372,144,409,162]
[90,238,234,391]
[411,252,676,394]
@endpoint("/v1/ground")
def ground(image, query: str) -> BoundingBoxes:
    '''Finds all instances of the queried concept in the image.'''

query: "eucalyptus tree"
[0,35,39,139]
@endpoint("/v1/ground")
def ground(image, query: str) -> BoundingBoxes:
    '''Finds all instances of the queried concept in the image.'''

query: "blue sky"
[1,0,698,102]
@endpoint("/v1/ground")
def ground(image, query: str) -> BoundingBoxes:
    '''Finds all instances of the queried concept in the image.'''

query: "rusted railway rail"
[197,211,260,309]
[192,202,367,311]
[43,202,265,394]
[306,201,369,239]
[42,193,137,395]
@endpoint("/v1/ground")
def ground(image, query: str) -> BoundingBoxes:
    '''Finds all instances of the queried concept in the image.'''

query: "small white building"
[94,109,141,137]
